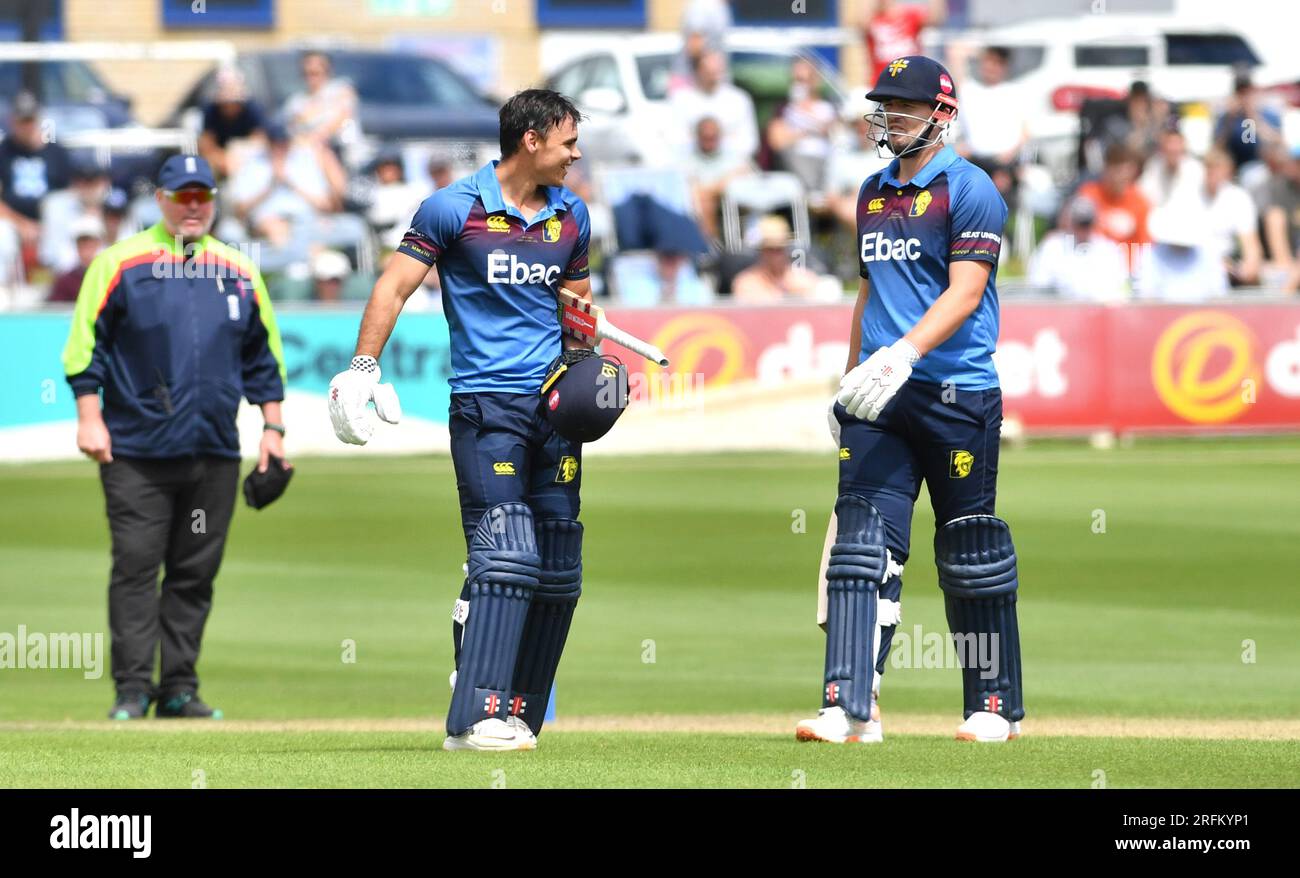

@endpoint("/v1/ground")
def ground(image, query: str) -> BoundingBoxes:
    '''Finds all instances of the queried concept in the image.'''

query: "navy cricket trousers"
[836,379,1003,564]
[448,392,582,546]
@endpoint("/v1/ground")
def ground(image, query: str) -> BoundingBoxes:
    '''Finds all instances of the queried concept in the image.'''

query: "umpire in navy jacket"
[61,155,289,720]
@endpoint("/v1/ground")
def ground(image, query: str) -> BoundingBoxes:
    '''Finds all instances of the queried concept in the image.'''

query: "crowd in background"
[2,0,1299,308]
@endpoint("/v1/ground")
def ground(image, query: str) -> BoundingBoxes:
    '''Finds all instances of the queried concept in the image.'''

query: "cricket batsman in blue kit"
[327,90,613,752]
[797,56,1025,744]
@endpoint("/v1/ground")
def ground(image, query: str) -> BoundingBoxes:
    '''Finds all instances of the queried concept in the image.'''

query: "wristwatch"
[263,422,286,436]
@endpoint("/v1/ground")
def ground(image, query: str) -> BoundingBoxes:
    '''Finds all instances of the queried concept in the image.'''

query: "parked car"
[942,15,1280,142]
[543,33,848,166]
[169,48,500,162]
[0,59,134,134]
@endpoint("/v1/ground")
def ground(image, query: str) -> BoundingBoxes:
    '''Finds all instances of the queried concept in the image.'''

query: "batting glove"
[838,339,919,422]
[328,355,402,446]
[827,396,842,447]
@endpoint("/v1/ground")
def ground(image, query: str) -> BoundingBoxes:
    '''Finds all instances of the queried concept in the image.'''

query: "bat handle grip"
[600,321,670,367]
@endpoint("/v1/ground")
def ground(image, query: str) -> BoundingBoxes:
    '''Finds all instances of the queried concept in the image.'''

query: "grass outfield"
[2,437,1299,787]
[2,729,1298,788]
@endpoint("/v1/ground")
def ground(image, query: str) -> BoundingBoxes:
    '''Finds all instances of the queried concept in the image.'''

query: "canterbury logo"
[867,197,885,213]
[493,462,516,476]
[487,215,510,233]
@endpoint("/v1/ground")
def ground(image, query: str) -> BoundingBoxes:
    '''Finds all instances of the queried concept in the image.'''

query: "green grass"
[2,437,1299,787]
[2,731,1297,789]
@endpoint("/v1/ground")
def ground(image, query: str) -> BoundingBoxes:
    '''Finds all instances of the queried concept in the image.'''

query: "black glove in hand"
[243,455,293,509]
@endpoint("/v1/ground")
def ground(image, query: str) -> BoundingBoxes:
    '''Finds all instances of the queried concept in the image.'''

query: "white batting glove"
[328,355,402,446]
[827,395,842,447]
[838,339,920,422]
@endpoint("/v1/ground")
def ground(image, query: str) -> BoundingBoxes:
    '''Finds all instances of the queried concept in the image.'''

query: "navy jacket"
[62,222,286,459]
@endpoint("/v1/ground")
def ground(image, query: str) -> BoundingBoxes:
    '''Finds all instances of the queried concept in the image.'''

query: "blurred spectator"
[825,96,891,230]
[284,50,359,147]
[230,124,348,248]
[955,46,1029,201]
[0,218,19,290]
[1214,75,1283,172]
[311,249,350,302]
[1081,82,1169,176]
[860,0,947,84]
[1243,140,1287,217]
[680,0,731,49]
[669,31,713,97]
[766,57,837,194]
[198,67,267,179]
[1138,126,1204,209]
[1199,147,1262,286]
[1262,146,1300,277]
[670,49,759,161]
[1120,82,1170,158]
[102,187,135,244]
[669,0,728,96]
[48,215,105,303]
[616,251,710,306]
[685,116,755,242]
[40,159,111,272]
[365,148,423,250]
[1075,143,1151,272]
[1028,196,1128,301]
[1136,206,1226,301]
[0,92,71,250]
[613,188,709,257]
[428,153,455,191]
[732,215,837,302]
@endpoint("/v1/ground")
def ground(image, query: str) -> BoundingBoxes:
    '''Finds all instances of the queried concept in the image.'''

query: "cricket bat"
[557,287,670,367]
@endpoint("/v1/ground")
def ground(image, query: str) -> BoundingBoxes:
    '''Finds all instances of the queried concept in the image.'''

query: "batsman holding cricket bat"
[797,56,1025,744]
[328,90,622,751]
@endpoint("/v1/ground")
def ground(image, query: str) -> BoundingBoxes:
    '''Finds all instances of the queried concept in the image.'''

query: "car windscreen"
[637,53,674,102]
[1165,33,1260,66]
[1074,44,1150,67]
[637,50,840,104]
[262,53,486,108]
[0,61,108,104]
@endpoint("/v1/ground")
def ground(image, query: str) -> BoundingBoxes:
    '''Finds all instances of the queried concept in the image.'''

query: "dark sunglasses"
[164,188,217,205]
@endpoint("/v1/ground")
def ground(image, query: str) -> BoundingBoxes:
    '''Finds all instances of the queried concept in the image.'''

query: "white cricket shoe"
[443,717,523,751]
[955,711,1022,742]
[795,705,883,744]
[507,716,538,749]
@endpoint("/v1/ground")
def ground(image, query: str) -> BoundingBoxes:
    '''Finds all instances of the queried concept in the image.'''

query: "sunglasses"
[163,188,217,205]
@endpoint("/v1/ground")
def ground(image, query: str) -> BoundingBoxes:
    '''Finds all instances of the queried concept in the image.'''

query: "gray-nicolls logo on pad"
[49,809,151,858]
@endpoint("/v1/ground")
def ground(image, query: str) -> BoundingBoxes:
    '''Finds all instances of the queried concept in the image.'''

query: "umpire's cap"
[867,55,958,107]
[157,154,216,190]
[542,351,628,443]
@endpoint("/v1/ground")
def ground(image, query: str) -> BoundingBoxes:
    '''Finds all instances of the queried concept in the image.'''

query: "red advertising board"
[601,301,1300,434]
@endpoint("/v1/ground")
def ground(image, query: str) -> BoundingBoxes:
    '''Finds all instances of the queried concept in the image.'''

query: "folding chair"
[720,171,811,254]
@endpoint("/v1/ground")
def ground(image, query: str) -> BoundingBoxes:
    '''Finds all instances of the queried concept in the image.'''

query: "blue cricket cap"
[156,154,216,190]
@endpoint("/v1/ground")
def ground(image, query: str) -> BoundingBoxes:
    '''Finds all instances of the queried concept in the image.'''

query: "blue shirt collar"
[474,160,567,225]
[878,144,959,190]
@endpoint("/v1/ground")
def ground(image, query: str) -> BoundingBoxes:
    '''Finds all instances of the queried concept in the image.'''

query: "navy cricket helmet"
[541,351,628,443]
[865,55,959,157]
